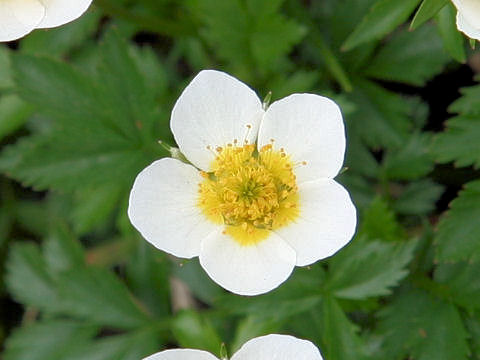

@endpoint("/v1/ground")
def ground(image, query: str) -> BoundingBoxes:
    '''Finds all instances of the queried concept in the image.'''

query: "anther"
[216,146,223,153]
[243,124,253,144]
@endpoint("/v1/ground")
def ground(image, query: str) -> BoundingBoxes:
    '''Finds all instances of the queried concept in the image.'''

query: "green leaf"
[435,262,480,312]
[20,10,101,57]
[0,29,164,192]
[358,197,405,242]
[449,83,480,115]
[377,289,469,360]
[172,310,223,356]
[342,0,422,51]
[189,0,304,77]
[0,95,32,141]
[347,79,412,148]
[57,266,150,329]
[70,184,123,235]
[432,115,480,168]
[231,315,280,353]
[383,132,434,180]
[393,179,444,215]
[67,328,160,360]
[125,242,171,317]
[436,3,466,63]
[410,0,448,30]
[466,315,480,358]
[4,320,97,360]
[5,243,59,312]
[43,224,85,274]
[435,179,480,262]
[0,46,13,90]
[173,259,223,305]
[319,296,369,360]
[325,239,416,300]
[364,24,449,86]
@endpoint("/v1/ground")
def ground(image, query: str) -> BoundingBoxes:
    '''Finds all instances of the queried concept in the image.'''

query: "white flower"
[0,0,93,42]
[452,0,480,40]
[128,70,356,296]
[143,334,323,360]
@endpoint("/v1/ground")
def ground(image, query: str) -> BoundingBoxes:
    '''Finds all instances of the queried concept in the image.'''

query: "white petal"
[143,349,218,360]
[275,179,356,266]
[452,0,480,31]
[171,70,264,171]
[37,0,92,28]
[231,334,323,360]
[258,94,346,183]
[128,158,217,259]
[456,11,480,41]
[0,0,44,42]
[199,229,296,296]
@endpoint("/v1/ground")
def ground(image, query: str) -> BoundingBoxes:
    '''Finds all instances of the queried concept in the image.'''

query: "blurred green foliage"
[1,0,480,359]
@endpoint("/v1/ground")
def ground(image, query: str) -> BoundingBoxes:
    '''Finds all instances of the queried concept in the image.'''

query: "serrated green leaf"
[57,266,150,329]
[0,30,164,193]
[435,262,480,312]
[320,296,369,360]
[436,3,467,63]
[347,79,412,148]
[172,310,223,356]
[190,0,304,77]
[5,243,59,312]
[393,179,444,215]
[358,197,405,242]
[410,0,448,30]
[435,179,480,262]
[383,132,434,180]
[377,289,469,360]
[449,84,480,115]
[342,0,422,51]
[364,25,449,86]
[325,239,416,300]
[4,320,97,360]
[432,115,480,167]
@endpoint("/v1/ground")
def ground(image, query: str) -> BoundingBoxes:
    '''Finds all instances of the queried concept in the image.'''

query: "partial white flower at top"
[0,0,93,42]
[128,70,356,296]
[143,334,323,360]
[451,0,480,40]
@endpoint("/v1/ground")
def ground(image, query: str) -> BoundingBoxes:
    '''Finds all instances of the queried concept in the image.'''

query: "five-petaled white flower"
[0,0,93,42]
[128,70,356,296]
[143,334,323,360]
[451,0,480,40]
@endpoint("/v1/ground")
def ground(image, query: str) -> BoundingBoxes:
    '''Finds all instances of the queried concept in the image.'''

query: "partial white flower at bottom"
[128,70,356,296]
[143,334,323,360]
[0,0,93,42]
[451,0,480,40]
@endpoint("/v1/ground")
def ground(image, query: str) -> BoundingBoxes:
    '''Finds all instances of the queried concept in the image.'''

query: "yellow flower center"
[198,142,300,245]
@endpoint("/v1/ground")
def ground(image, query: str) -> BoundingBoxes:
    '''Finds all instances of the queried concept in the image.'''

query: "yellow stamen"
[198,143,300,245]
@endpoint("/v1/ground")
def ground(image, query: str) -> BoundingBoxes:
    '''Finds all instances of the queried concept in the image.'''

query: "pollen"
[198,143,300,246]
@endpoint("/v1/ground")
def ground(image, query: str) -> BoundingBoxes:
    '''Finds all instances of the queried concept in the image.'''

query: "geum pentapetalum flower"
[452,0,480,40]
[128,70,356,296]
[143,334,323,360]
[0,0,93,42]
